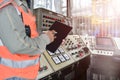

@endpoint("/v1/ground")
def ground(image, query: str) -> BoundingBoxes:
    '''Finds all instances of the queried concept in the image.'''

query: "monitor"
[95,37,115,50]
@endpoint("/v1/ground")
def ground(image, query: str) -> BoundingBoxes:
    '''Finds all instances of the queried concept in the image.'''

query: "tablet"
[46,21,72,53]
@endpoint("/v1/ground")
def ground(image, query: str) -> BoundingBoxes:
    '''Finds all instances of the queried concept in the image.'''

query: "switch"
[71,53,75,55]
[43,66,48,70]
[39,66,48,72]
[82,47,89,53]
[76,55,79,57]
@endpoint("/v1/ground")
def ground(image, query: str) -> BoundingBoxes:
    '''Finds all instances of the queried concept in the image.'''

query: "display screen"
[96,37,113,46]
[95,37,115,50]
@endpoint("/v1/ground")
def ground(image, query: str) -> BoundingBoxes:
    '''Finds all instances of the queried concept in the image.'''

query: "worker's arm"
[0,4,51,55]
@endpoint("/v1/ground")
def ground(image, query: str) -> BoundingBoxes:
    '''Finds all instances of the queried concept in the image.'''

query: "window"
[34,0,67,16]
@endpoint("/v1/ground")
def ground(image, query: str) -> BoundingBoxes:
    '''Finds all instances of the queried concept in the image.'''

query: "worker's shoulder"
[0,0,14,9]
[0,1,17,13]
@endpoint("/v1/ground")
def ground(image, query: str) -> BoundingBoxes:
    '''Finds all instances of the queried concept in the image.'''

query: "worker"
[0,0,56,80]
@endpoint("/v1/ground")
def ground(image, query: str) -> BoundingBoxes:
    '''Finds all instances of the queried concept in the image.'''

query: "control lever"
[82,47,89,53]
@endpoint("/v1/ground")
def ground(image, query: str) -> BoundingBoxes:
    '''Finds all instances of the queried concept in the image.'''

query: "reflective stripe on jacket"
[0,0,40,79]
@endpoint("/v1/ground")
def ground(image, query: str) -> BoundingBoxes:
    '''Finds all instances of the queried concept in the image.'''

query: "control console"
[35,8,73,79]
[34,8,71,33]
[62,35,90,61]
[44,46,75,71]
[80,36,116,56]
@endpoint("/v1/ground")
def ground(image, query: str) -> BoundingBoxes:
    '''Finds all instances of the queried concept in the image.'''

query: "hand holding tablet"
[46,21,72,53]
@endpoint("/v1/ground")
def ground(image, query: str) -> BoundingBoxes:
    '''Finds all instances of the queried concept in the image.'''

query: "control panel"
[80,36,116,56]
[80,36,95,49]
[34,8,71,33]
[37,54,54,79]
[34,8,73,79]
[62,35,90,61]
[44,46,75,71]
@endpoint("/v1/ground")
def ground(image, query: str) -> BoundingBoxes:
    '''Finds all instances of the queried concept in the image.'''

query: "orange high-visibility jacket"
[0,0,40,79]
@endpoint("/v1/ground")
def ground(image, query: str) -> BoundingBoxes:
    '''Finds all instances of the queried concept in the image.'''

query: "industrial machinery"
[80,36,116,56]
[62,35,90,61]
[36,34,91,80]
[34,8,90,80]
[85,36,120,80]
[34,8,71,34]
[32,0,120,79]
[62,35,91,80]
[44,46,75,71]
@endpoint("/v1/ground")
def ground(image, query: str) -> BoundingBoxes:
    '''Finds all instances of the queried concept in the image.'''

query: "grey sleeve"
[0,5,50,55]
